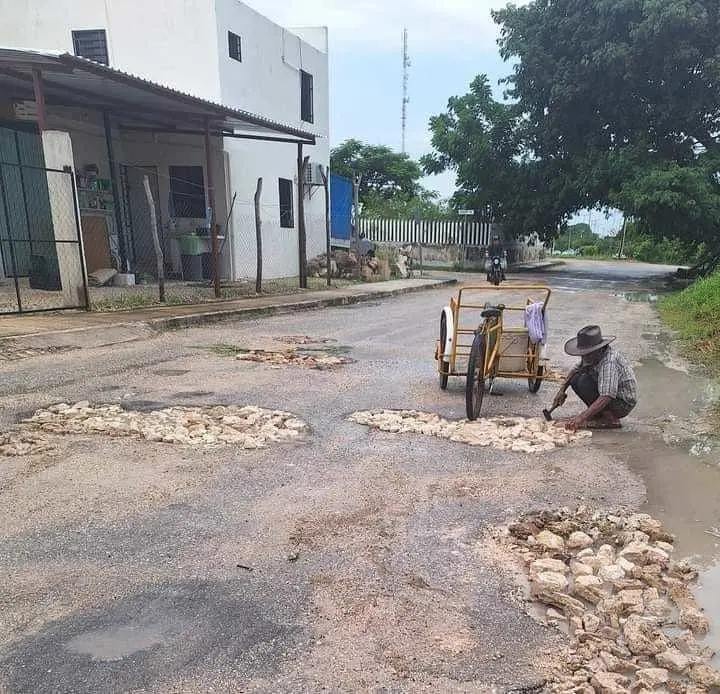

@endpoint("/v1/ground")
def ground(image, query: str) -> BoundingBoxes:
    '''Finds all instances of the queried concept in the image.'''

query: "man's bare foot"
[586,413,622,429]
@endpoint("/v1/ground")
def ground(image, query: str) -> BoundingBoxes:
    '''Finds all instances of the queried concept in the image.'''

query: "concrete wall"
[40,130,87,305]
[223,139,328,279]
[214,0,329,279]
[0,0,222,102]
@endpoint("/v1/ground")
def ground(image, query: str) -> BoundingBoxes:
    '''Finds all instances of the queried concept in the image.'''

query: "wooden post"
[254,177,263,294]
[143,175,165,302]
[320,166,331,286]
[103,111,128,268]
[204,121,220,298]
[297,143,309,289]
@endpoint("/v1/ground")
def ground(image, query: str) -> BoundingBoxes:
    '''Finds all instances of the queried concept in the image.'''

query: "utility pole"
[352,174,362,275]
[618,217,628,259]
[401,28,410,154]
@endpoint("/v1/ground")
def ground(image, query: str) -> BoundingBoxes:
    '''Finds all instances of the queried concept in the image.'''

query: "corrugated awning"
[0,47,317,144]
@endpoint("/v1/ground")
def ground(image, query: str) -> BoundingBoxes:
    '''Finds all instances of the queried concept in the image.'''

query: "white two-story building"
[0,0,328,295]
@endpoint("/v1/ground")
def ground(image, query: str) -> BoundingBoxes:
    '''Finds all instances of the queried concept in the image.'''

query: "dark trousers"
[569,372,634,419]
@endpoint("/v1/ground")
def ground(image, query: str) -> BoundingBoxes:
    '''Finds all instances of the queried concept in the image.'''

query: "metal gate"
[0,160,89,314]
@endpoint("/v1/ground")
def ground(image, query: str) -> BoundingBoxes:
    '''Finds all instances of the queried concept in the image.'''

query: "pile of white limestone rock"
[348,409,591,453]
[497,507,719,693]
[3,401,309,452]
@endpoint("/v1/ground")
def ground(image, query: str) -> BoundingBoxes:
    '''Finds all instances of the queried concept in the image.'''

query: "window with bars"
[71,30,109,65]
[278,178,294,228]
[228,31,242,62]
[301,70,314,124]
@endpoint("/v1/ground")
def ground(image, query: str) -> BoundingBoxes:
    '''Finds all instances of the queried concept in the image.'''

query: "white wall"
[289,27,329,54]
[1,0,331,280]
[214,0,329,278]
[0,0,222,102]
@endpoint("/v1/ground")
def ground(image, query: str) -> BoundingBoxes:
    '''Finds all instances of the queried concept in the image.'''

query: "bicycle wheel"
[528,364,545,393]
[439,311,450,390]
[465,333,487,420]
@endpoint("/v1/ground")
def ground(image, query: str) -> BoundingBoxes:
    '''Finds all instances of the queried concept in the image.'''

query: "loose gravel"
[348,409,592,453]
[0,401,309,454]
[490,507,719,693]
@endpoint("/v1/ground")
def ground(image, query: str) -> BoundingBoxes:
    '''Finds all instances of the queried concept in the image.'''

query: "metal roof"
[0,47,317,143]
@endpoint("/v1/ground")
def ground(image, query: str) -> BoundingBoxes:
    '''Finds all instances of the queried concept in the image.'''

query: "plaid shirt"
[579,347,637,407]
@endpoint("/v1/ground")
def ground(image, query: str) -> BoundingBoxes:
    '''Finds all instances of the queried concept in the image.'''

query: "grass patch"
[89,277,359,312]
[208,343,251,357]
[91,293,159,312]
[658,270,720,375]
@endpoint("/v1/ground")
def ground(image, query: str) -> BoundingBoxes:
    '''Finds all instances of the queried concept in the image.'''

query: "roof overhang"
[0,48,317,144]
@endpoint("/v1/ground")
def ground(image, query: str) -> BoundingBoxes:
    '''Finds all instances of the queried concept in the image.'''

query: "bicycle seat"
[481,307,503,319]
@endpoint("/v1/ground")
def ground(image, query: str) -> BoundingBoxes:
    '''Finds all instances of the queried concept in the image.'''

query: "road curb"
[0,279,459,350]
[148,278,459,331]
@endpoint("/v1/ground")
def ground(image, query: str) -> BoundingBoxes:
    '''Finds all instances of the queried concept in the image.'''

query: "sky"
[246,0,623,236]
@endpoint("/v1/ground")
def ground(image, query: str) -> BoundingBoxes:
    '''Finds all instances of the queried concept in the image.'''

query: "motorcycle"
[485,250,507,285]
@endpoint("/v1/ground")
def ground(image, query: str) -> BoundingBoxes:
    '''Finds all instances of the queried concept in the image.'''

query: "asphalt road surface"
[0,259,700,693]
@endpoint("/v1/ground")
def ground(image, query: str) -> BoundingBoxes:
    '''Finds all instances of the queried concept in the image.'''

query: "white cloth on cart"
[524,302,547,345]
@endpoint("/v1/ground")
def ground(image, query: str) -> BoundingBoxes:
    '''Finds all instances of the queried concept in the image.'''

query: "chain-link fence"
[85,169,338,311]
[0,161,88,314]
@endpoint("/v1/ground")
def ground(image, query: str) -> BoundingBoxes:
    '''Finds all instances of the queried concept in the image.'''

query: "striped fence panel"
[358,218,494,246]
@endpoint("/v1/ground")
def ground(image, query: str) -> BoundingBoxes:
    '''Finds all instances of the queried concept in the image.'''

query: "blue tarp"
[330,173,352,241]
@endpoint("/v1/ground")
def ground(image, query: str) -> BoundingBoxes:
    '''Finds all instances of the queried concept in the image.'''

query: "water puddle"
[615,290,660,302]
[594,432,720,658]
[634,357,718,448]
[592,353,720,658]
[66,624,165,661]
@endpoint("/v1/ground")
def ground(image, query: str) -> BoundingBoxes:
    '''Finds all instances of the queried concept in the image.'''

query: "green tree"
[361,189,451,220]
[491,0,720,265]
[554,224,597,252]
[330,139,424,200]
[422,75,582,240]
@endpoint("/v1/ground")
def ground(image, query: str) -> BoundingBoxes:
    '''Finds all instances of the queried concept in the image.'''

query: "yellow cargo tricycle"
[434,284,552,420]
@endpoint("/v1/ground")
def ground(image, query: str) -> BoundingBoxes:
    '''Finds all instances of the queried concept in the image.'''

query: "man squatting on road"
[552,325,638,431]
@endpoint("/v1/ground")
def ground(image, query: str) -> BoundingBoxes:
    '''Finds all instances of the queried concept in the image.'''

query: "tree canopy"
[330,138,451,219]
[422,75,580,238]
[329,139,424,200]
[424,0,720,262]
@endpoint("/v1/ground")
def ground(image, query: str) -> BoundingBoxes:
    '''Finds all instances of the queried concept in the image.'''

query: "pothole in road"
[172,391,216,399]
[0,343,80,362]
[348,409,591,453]
[209,343,354,369]
[273,335,337,345]
[487,506,720,692]
[0,402,309,456]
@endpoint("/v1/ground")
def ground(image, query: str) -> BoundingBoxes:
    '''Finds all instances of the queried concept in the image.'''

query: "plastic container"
[181,254,203,281]
[201,252,213,280]
[497,331,529,373]
[178,234,204,255]
[113,273,135,286]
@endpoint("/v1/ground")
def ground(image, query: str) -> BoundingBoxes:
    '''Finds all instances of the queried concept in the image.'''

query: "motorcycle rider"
[485,234,507,282]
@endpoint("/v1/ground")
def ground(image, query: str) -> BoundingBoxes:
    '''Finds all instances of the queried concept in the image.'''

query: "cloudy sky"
[246,0,509,194]
[246,0,622,234]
